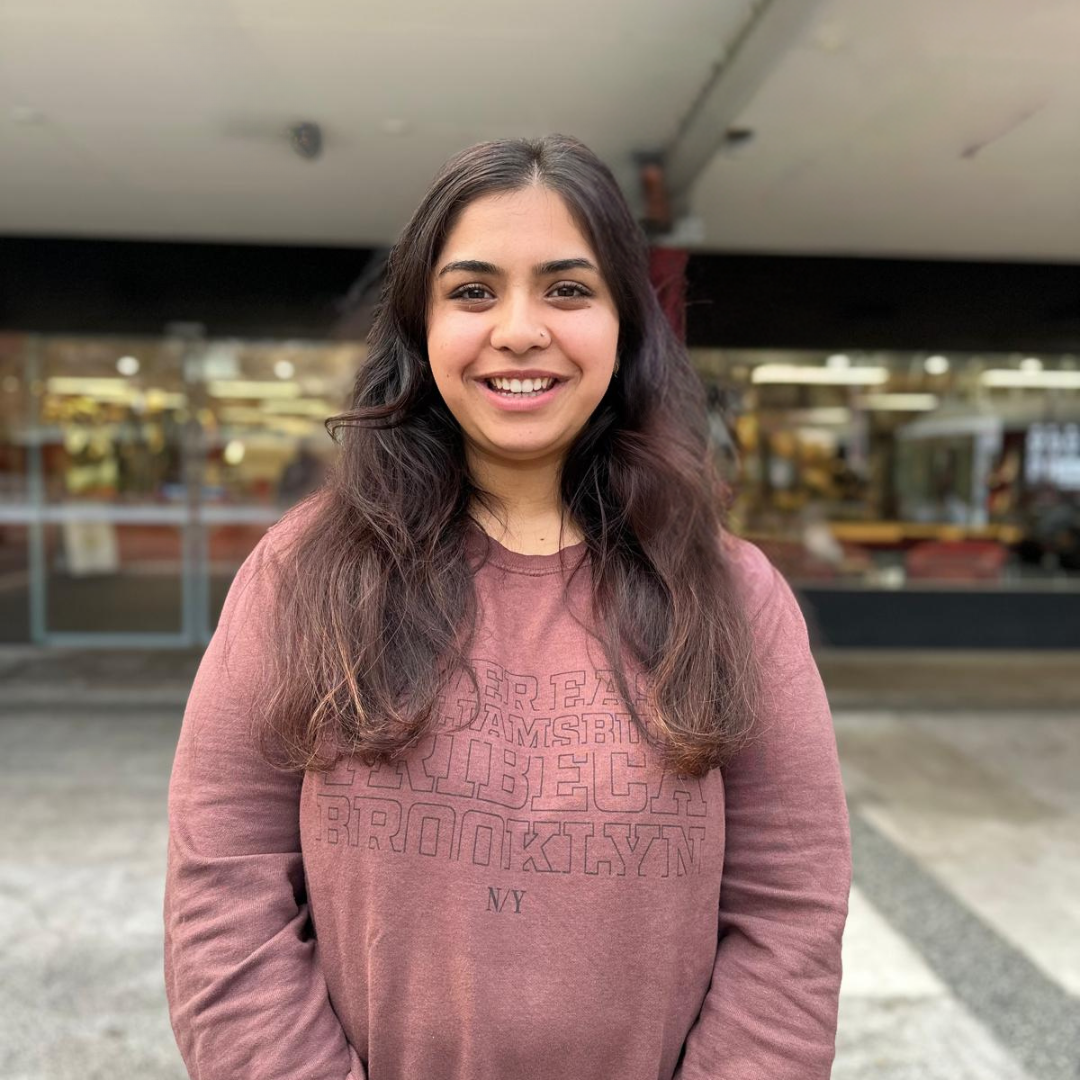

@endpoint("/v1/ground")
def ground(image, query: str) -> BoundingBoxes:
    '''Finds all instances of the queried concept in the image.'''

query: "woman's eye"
[449,281,592,303]
[451,284,493,302]
[549,282,592,299]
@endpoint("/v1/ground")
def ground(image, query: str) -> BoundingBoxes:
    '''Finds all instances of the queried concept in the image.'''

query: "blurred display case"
[695,348,1080,593]
[4,334,1080,647]
[0,331,361,645]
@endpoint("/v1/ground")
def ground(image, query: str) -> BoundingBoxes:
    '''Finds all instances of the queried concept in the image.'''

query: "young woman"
[164,134,851,1080]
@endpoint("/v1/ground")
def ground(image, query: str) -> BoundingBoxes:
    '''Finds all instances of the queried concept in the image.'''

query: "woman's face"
[426,186,620,471]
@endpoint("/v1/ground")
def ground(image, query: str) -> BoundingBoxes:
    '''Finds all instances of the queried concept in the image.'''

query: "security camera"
[289,121,322,161]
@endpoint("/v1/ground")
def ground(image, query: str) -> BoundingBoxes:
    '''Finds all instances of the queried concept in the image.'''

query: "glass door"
[28,331,198,645]
[16,330,360,646]
[0,333,32,642]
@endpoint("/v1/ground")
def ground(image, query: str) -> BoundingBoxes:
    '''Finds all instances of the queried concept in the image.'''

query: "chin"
[496,443,561,459]
[484,436,569,461]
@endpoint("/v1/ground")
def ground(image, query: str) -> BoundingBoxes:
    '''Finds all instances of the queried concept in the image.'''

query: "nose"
[489,292,549,355]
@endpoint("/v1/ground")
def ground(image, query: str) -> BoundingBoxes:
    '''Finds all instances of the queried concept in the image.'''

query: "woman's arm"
[164,529,365,1080]
[675,548,852,1080]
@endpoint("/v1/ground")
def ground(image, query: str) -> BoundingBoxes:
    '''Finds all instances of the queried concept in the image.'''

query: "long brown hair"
[257,134,761,777]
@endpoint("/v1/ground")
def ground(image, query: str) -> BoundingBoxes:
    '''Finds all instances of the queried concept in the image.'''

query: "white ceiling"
[694,0,1080,261]
[1,0,1077,262]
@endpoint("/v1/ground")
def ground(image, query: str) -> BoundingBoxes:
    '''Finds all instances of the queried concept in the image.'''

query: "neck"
[467,447,581,555]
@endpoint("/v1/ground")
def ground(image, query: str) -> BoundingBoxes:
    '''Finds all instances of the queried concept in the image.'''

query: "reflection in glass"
[695,349,1080,587]
[0,524,29,642]
[38,336,187,505]
[1,333,363,642]
[196,339,359,506]
[43,522,183,635]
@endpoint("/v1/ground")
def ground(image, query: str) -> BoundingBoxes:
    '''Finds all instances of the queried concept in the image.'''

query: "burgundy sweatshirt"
[164,510,851,1080]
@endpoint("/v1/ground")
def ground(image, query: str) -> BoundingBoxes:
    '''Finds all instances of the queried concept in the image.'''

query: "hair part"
[256,134,762,777]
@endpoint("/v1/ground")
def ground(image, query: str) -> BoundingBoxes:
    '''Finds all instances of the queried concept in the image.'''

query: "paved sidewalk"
[0,647,202,706]
[3,639,1078,1076]
[2,704,1077,1079]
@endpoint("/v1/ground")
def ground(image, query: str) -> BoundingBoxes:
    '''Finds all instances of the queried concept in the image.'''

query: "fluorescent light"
[144,390,186,409]
[217,406,270,425]
[980,370,1080,389]
[857,393,939,411]
[825,353,851,369]
[924,355,950,375]
[261,399,336,416]
[778,407,852,425]
[1020,357,1043,373]
[751,364,889,386]
[46,377,136,399]
[222,439,246,465]
[207,379,301,399]
[43,377,186,408]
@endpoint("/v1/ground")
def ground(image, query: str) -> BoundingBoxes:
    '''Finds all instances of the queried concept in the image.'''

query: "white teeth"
[488,376,554,394]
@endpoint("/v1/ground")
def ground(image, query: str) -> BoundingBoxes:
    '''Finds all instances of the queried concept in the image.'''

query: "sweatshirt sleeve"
[675,542,852,1080]
[163,526,367,1080]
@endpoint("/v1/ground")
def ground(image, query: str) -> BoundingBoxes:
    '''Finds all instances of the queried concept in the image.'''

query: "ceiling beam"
[662,0,827,211]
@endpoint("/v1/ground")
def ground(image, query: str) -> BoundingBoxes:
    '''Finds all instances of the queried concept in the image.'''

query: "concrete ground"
[1,651,1078,1079]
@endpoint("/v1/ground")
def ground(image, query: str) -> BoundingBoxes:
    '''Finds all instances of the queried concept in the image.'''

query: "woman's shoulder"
[222,493,332,600]
[720,530,816,664]
[720,531,784,622]
[263,490,333,556]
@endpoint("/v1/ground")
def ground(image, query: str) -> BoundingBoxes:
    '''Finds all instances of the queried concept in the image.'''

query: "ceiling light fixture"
[751,364,889,386]
[207,379,302,399]
[223,440,246,465]
[857,393,940,411]
[719,127,756,156]
[981,369,1080,389]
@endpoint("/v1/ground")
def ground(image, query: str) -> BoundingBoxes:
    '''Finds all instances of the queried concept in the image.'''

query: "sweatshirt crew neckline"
[465,523,588,576]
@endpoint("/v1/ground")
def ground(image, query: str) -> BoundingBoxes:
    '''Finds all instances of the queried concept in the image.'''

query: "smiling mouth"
[484,376,557,396]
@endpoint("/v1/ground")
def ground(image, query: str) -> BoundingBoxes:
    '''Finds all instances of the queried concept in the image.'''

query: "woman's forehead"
[438,187,597,266]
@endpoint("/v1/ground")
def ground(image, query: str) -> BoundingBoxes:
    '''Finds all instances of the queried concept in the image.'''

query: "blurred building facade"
[2,239,1078,648]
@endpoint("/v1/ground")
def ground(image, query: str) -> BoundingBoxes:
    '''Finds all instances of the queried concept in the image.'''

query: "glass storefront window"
[694,349,1080,588]
[195,339,357,507]
[0,333,363,644]
[0,523,29,642]
[37,336,187,506]
[0,334,31,639]
[42,521,184,635]
[6,333,1078,645]
[0,333,29,504]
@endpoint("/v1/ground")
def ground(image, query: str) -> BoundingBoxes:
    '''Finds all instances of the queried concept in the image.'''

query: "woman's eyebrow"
[437,259,499,278]
[534,258,599,276]
[437,257,599,278]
